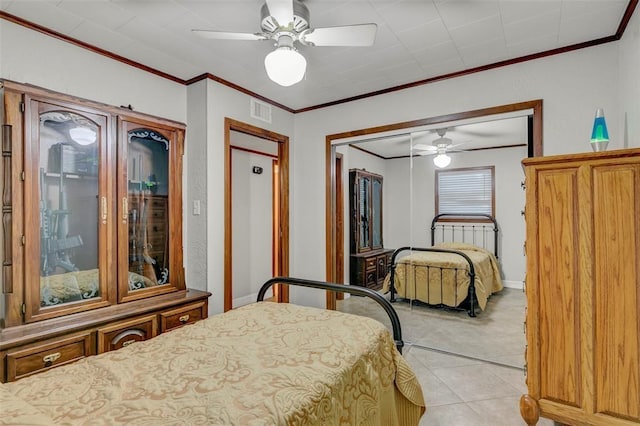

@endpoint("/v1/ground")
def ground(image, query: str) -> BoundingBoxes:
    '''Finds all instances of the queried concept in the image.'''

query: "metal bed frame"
[258,276,404,353]
[389,213,499,317]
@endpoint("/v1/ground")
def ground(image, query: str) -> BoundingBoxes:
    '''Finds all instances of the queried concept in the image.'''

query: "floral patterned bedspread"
[1,302,425,425]
[383,242,503,310]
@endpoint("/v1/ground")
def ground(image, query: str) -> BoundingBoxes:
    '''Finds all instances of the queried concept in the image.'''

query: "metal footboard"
[257,276,404,353]
[389,246,478,317]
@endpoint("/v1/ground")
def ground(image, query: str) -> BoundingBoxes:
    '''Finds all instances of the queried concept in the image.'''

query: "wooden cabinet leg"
[520,394,540,426]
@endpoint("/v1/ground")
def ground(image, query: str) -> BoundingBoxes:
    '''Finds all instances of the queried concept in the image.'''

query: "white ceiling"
[339,111,529,157]
[0,0,633,111]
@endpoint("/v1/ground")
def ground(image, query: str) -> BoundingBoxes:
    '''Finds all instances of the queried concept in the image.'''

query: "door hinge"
[21,303,26,314]
[19,102,25,113]
[21,235,25,245]
[21,170,25,181]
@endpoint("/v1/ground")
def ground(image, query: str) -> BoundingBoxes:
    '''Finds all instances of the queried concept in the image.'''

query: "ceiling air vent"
[250,98,272,123]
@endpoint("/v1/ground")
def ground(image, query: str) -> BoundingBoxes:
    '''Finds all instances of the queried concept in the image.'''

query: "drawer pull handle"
[179,314,190,323]
[122,339,136,347]
[43,352,61,366]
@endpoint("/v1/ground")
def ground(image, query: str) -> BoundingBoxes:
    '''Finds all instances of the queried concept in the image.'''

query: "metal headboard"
[430,213,499,258]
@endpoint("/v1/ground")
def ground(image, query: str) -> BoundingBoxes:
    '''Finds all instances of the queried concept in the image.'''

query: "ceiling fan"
[413,129,467,168]
[192,0,377,86]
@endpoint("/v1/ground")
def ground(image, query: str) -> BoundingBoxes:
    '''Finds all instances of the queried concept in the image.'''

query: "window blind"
[436,167,494,215]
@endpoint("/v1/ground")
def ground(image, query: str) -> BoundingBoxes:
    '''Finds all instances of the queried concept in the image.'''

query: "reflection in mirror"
[39,111,100,306]
[333,109,536,369]
[127,129,170,290]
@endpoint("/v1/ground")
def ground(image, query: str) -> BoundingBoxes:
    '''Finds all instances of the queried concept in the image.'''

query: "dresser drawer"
[160,301,207,333]
[147,233,166,247]
[149,208,166,221]
[97,314,158,353]
[365,257,377,270]
[148,197,167,209]
[6,332,93,381]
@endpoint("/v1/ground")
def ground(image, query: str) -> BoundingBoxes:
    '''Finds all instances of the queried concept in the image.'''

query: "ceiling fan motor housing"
[261,1,310,33]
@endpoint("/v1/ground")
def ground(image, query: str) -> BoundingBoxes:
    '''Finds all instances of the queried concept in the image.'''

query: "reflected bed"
[384,214,503,317]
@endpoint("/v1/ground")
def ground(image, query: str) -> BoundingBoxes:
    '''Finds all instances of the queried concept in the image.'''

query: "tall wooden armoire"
[520,149,640,425]
[349,169,393,290]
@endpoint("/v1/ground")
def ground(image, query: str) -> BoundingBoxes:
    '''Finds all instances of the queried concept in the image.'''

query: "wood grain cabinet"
[0,80,210,382]
[350,249,394,291]
[521,149,640,426]
[349,169,392,289]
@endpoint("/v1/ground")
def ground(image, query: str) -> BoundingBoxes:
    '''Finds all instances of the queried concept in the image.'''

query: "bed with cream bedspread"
[384,242,503,311]
[0,301,425,425]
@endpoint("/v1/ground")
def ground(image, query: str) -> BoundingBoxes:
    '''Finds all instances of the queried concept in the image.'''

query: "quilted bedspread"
[383,242,503,310]
[0,302,425,425]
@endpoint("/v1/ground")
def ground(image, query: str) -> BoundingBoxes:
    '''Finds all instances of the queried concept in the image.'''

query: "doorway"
[224,118,289,311]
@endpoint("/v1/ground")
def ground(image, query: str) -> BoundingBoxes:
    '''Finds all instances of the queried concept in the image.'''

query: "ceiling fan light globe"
[69,127,97,145]
[433,153,451,168]
[264,47,306,86]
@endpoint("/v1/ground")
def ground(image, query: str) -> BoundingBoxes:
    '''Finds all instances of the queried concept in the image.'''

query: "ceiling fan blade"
[192,30,267,41]
[265,0,294,27]
[449,143,467,149]
[412,143,437,151]
[301,23,377,47]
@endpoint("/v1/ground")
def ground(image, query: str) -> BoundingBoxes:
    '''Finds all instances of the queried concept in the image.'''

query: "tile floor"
[405,345,554,425]
[338,288,556,425]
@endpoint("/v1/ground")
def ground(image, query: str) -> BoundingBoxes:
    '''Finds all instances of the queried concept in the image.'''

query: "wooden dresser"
[520,149,640,425]
[350,248,394,291]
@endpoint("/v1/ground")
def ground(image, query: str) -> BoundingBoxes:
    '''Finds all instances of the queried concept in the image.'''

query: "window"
[435,166,495,219]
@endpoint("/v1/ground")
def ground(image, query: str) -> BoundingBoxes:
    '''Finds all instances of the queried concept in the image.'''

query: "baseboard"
[502,280,523,290]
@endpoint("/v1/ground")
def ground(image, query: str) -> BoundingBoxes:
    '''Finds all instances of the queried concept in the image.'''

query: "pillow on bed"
[40,273,82,306]
[434,242,490,254]
[128,271,158,290]
[40,269,100,306]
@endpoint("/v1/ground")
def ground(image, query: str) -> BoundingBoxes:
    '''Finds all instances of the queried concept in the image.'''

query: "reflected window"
[436,166,495,218]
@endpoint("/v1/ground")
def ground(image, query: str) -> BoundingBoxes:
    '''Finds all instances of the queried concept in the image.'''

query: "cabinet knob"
[122,339,136,347]
[179,314,190,323]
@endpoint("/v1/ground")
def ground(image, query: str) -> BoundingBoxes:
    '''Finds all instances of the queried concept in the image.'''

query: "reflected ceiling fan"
[192,0,377,86]
[413,129,467,168]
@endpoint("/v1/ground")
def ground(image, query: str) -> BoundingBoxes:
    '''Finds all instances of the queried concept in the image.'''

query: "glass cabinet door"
[25,101,113,322]
[358,175,370,250]
[371,177,382,249]
[117,118,185,302]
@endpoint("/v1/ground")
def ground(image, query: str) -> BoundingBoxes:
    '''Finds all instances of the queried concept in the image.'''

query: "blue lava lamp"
[590,108,609,152]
